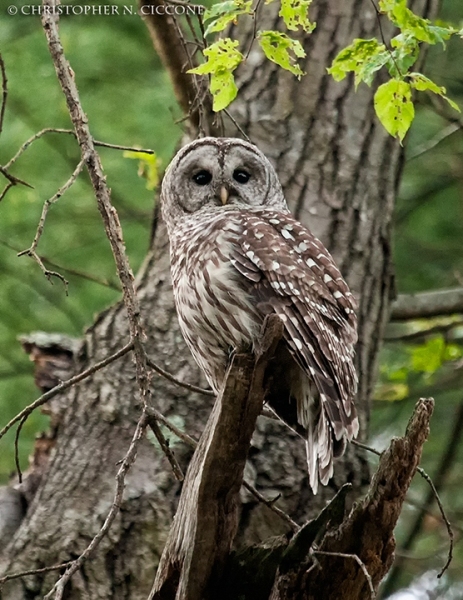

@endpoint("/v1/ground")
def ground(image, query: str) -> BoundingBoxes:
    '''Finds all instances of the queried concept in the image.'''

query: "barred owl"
[162,137,359,494]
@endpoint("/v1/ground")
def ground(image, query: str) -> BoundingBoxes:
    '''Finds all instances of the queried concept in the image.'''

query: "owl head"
[161,137,287,228]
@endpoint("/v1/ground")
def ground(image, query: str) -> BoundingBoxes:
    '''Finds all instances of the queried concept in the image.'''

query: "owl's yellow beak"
[220,186,229,205]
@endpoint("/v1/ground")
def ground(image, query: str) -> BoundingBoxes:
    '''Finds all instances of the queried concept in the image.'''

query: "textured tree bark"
[0,0,438,598]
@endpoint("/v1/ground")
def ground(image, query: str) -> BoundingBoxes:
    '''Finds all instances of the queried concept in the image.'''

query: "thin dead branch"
[43,408,149,600]
[0,562,73,586]
[4,127,155,172]
[408,122,461,161]
[17,155,87,287]
[0,165,33,189]
[353,437,454,581]
[313,551,375,600]
[0,54,7,137]
[146,354,215,396]
[146,408,184,481]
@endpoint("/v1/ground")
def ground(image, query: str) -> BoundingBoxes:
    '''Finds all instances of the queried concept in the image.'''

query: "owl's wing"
[229,210,358,443]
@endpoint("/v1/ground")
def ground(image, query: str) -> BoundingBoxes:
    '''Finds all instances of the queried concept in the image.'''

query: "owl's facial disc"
[173,140,273,213]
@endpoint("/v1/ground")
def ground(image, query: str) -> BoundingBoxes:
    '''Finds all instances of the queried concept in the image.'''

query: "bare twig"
[0,181,13,202]
[244,0,263,59]
[146,409,184,481]
[139,0,198,121]
[4,127,155,171]
[0,54,7,137]
[146,354,214,396]
[223,108,251,141]
[43,409,149,600]
[0,165,33,189]
[147,404,198,447]
[92,140,155,154]
[17,155,87,287]
[0,238,121,291]
[242,480,298,531]
[416,467,454,578]
[163,0,205,7]
[313,550,376,600]
[368,0,403,78]
[0,341,134,442]
[0,561,73,586]
[4,128,76,170]
[14,415,27,483]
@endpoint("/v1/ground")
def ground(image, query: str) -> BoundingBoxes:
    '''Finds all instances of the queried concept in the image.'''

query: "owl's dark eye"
[233,169,251,184]
[192,170,212,185]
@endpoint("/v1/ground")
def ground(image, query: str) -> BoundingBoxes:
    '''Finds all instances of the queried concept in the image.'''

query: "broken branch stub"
[271,398,435,600]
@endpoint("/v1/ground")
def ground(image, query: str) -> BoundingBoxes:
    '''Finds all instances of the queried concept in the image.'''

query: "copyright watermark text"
[7,4,205,16]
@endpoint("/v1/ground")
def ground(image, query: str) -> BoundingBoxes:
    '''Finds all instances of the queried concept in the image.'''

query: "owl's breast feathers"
[169,208,359,493]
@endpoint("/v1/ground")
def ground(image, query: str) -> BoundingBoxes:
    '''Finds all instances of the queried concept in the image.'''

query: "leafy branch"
[328,0,460,141]
[189,0,461,141]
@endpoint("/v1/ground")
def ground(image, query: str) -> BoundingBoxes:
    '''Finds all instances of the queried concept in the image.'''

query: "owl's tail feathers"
[305,401,360,495]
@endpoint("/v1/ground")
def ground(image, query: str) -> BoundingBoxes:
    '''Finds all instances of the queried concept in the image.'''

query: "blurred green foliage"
[1,0,463,596]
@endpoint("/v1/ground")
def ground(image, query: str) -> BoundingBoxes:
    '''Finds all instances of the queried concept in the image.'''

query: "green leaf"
[279,0,316,33]
[388,33,419,76]
[258,31,306,77]
[188,39,244,111]
[374,79,414,142]
[328,38,389,87]
[379,0,455,46]
[203,0,253,36]
[409,72,461,112]
[123,151,160,191]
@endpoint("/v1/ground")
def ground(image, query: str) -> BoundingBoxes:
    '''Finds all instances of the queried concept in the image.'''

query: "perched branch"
[391,287,463,320]
[150,316,284,600]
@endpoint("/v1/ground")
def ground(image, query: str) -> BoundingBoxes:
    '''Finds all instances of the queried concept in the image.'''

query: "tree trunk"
[0,0,438,598]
